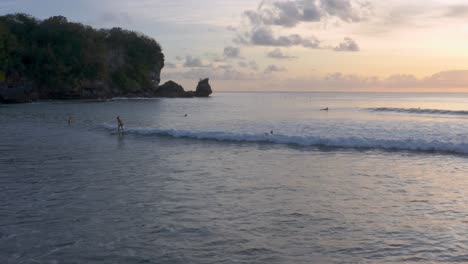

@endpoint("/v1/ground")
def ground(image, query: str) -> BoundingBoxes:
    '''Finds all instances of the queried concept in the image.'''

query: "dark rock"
[195,78,212,97]
[0,75,36,103]
[155,80,193,98]
[0,14,173,103]
[148,56,165,88]
[0,63,214,103]
[80,80,110,99]
[184,91,195,98]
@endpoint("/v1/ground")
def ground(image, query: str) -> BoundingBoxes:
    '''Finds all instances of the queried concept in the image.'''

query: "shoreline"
[0,96,213,105]
[0,79,213,104]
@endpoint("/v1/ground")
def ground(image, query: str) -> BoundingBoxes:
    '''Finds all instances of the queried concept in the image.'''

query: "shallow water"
[2,92,468,263]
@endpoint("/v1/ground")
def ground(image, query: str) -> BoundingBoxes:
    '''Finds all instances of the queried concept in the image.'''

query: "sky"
[2,0,468,92]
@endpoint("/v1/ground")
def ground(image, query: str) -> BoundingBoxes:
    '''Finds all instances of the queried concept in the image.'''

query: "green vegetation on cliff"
[0,13,164,100]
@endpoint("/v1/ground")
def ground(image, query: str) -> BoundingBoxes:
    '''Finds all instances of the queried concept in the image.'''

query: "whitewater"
[367,107,468,116]
[102,124,468,155]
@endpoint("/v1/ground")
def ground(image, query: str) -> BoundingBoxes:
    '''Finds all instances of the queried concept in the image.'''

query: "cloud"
[384,74,418,85]
[94,12,133,27]
[226,25,237,32]
[334,37,359,51]
[294,70,468,90]
[235,26,360,51]
[162,65,257,81]
[243,0,369,28]
[235,1,366,51]
[217,64,234,70]
[248,60,259,71]
[238,60,259,70]
[424,70,468,86]
[264,64,287,73]
[165,62,177,68]
[267,48,297,59]
[320,0,361,22]
[244,1,311,28]
[357,3,468,37]
[164,67,468,90]
[240,27,320,48]
[444,5,468,18]
[183,56,210,68]
[223,46,241,58]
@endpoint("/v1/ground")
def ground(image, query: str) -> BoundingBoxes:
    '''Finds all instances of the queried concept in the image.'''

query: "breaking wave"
[367,107,468,116]
[102,125,468,155]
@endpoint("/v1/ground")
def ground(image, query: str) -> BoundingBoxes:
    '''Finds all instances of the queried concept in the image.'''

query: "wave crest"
[367,107,468,116]
[102,125,468,155]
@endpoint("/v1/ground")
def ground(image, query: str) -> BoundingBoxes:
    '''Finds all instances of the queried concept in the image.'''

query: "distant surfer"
[117,116,124,132]
[321,107,329,111]
[67,116,72,125]
[184,114,188,117]
[270,130,274,134]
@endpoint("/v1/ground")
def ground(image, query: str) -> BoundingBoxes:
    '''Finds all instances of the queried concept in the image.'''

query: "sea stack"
[155,80,189,98]
[195,78,212,97]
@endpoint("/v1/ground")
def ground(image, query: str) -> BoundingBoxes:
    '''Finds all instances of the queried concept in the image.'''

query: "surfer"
[67,116,72,125]
[184,114,188,117]
[117,116,124,132]
[321,107,329,111]
[270,130,274,134]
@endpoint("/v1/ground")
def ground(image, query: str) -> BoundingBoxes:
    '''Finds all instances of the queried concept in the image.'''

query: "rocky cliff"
[0,14,212,104]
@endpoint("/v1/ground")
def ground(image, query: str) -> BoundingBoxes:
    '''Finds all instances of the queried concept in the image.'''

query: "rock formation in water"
[155,81,188,98]
[195,78,213,97]
[154,79,213,98]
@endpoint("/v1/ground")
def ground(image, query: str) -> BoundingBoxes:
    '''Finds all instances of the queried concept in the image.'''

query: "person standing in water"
[117,116,124,132]
[67,116,72,125]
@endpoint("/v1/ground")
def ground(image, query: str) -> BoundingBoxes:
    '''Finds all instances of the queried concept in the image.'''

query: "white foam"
[368,107,468,116]
[102,125,468,155]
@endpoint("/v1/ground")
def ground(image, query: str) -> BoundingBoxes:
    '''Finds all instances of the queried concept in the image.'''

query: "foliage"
[0,14,164,97]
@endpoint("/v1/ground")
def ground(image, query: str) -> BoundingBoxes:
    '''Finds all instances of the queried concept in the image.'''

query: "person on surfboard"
[117,116,124,132]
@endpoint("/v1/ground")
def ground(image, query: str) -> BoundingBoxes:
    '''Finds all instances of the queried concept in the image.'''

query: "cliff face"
[0,14,213,103]
[0,55,164,103]
[0,14,166,103]
[0,74,36,103]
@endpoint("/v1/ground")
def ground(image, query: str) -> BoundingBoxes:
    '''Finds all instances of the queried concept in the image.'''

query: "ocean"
[1,92,468,263]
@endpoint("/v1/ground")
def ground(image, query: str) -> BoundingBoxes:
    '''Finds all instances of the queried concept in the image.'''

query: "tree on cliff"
[0,14,164,99]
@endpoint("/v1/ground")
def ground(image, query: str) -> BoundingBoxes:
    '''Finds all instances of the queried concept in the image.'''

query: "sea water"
[1,92,468,263]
